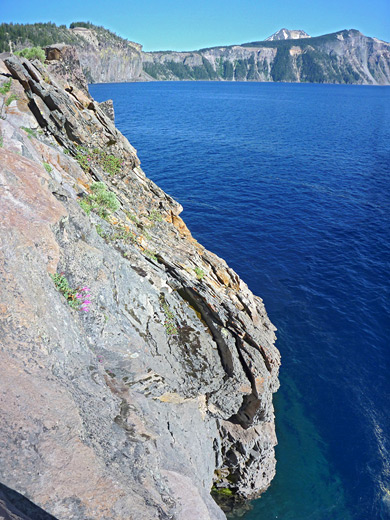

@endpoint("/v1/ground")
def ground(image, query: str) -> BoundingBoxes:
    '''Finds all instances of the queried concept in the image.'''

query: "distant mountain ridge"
[0,22,389,85]
[265,28,311,40]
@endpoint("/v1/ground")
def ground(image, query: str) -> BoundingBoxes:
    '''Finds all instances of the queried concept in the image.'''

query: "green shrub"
[95,224,106,238]
[90,182,120,212]
[0,79,11,95]
[5,93,17,106]
[125,210,138,224]
[79,182,120,219]
[97,223,136,243]
[194,267,205,280]
[148,209,163,222]
[160,295,178,335]
[75,145,123,176]
[75,145,90,171]
[15,46,46,63]
[79,199,92,215]
[43,162,53,173]
[50,272,91,311]
[99,150,122,176]
[211,486,233,496]
[144,249,157,261]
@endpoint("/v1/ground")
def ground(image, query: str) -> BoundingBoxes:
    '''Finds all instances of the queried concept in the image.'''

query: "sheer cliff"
[1,22,390,85]
[0,47,280,519]
[143,29,390,84]
[0,22,145,83]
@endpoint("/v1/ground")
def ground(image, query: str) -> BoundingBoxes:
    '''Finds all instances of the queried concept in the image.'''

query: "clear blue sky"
[1,0,389,51]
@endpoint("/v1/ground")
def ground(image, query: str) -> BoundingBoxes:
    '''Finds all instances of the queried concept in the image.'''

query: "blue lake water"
[89,81,390,520]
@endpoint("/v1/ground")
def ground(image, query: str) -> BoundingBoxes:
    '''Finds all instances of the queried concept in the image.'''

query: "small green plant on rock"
[75,145,123,176]
[43,162,52,173]
[125,210,138,224]
[144,249,157,261]
[21,127,38,139]
[97,222,136,243]
[0,80,11,95]
[111,225,136,243]
[160,294,178,335]
[79,182,120,219]
[75,145,90,171]
[148,209,163,223]
[50,273,91,311]
[211,486,233,497]
[95,224,106,238]
[5,93,18,106]
[194,267,205,280]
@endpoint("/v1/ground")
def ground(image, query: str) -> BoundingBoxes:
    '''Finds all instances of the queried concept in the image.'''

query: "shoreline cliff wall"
[1,23,390,85]
[0,46,280,519]
[142,30,390,84]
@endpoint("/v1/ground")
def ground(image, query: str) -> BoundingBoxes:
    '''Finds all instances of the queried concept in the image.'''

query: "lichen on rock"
[0,49,280,520]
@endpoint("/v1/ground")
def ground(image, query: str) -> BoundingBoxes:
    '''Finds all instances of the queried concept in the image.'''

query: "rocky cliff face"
[143,29,390,84]
[0,23,390,85]
[68,26,144,83]
[0,48,280,519]
[2,22,389,84]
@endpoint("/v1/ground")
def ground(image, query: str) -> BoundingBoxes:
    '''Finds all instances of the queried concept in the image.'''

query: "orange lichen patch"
[207,277,225,292]
[254,376,265,392]
[216,268,231,286]
[77,178,91,191]
[171,215,191,237]
[239,384,252,394]
[69,86,92,108]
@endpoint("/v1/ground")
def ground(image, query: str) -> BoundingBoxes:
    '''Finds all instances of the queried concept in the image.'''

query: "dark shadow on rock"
[0,482,59,520]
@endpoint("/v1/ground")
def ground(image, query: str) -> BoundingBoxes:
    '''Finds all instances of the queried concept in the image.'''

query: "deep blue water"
[90,81,390,520]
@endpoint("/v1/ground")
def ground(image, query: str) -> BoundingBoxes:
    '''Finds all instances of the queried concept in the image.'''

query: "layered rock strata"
[2,22,390,84]
[0,50,280,520]
[68,26,145,83]
[143,29,390,84]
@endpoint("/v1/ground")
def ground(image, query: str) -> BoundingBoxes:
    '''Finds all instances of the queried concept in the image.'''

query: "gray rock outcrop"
[0,50,280,519]
[68,26,145,83]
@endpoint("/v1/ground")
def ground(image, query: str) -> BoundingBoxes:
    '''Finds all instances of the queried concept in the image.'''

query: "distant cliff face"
[265,28,311,40]
[0,48,280,520]
[1,22,389,84]
[0,22,145,84]
[68,26,144,83]
[143,30,390,85]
